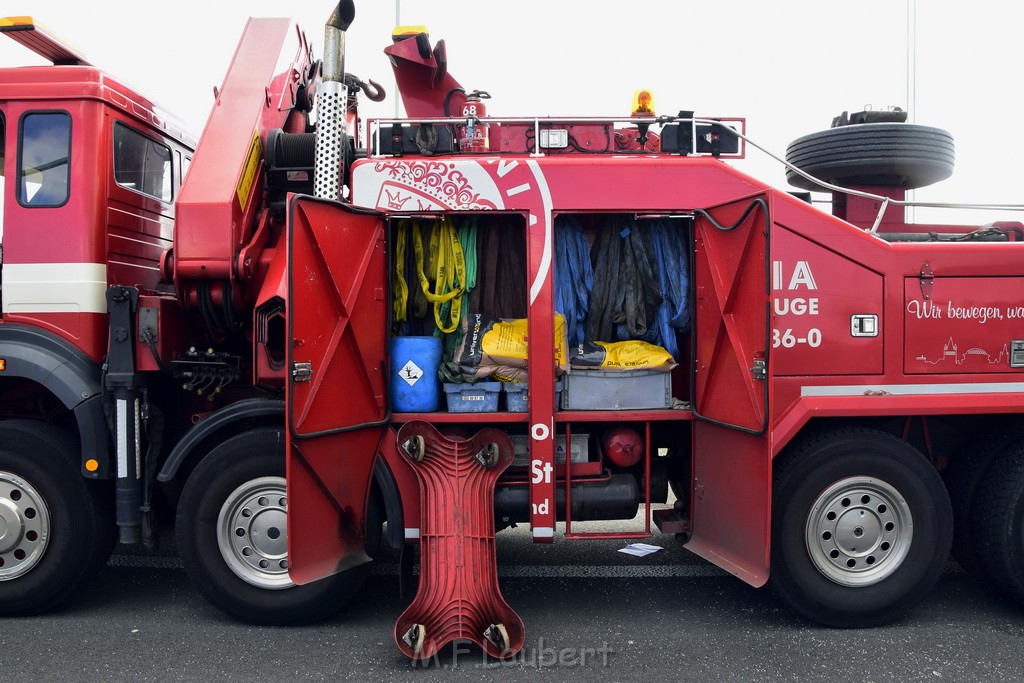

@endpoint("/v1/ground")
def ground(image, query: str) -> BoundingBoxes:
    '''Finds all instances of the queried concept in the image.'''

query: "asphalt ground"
[2,522,1023,682]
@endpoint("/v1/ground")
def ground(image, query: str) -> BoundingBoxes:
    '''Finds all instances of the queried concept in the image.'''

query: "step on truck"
[2,3,1024,659]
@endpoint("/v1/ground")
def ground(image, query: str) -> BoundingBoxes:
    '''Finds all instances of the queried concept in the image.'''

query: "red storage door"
[688,193,773,587]
[285,196,389,584]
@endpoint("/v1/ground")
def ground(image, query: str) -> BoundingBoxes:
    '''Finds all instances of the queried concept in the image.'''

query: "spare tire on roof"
[785,123,955,191]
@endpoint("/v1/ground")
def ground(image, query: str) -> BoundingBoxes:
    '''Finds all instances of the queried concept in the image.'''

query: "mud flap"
[286,196,388,585]
[688,193,773,587]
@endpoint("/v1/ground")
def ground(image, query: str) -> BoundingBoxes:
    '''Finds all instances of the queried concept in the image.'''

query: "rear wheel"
[973,443,1024,606]
[176,427,380,625]
[771,427,952,627]
[944,424,1024,583]
[0,419,114,615]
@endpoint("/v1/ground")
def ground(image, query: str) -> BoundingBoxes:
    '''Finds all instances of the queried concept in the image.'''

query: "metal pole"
[394,0,401,119]
[906,0,917,223]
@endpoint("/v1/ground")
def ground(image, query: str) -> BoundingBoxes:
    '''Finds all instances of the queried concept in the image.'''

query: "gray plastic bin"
[560,369,672,410]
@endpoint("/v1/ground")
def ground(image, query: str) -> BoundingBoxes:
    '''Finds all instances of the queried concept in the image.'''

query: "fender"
[0,324,110,477]
[158,397,403,547]
[156,398,286,483]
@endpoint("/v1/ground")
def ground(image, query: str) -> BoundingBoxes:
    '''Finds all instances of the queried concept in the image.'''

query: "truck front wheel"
[176,427,379,625]
[0,419,115,615]
[770,427,952,627]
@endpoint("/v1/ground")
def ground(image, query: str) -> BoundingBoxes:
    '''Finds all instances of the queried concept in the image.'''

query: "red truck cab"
[0,17,194,361]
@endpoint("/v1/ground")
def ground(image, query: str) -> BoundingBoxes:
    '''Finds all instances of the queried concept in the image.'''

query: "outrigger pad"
[394,422,525,661]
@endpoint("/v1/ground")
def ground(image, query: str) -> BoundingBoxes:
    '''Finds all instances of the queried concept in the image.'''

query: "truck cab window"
[18,111,70,207]
[113,122,172,202]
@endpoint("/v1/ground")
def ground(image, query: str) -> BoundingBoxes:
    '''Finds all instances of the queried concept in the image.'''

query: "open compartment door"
[286,196,388,585]
[688,193,773,586]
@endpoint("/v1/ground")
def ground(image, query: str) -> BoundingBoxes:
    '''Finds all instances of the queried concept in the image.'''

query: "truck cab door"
[286,196,388,585]
[688,193,773,587]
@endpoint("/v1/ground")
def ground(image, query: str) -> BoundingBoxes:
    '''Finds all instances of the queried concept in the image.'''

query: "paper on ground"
[618,543,663,557]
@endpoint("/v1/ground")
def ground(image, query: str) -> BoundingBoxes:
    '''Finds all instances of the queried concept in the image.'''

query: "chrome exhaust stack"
[314,0,355,201]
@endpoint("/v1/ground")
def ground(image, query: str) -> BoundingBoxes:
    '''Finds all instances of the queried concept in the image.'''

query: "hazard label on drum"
[400,360,424,386]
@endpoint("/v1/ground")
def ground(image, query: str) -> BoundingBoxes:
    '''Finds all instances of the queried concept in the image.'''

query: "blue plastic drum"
[391,336,443,412]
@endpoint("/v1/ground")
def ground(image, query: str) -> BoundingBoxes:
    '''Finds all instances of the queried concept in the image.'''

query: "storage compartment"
[560,369,672,410]
[509,431,590,469]
[390,213,528,413]
[444,381,501,412]
[387,211,692,414]
[554,213,691,410]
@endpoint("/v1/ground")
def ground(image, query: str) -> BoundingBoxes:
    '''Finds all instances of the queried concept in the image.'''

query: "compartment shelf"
[556,409,692,422]
[390,409,691,423]
[391,412,529,424]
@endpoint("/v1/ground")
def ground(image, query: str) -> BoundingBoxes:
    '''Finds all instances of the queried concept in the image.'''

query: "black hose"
[693,198,767,232]
[443,88,465,118]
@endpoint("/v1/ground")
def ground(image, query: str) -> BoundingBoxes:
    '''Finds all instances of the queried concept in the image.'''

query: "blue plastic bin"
[444,382,501,412]
[503,381,528,412]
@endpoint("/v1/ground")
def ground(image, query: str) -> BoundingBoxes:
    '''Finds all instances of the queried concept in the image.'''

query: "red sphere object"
[603,427,644,468]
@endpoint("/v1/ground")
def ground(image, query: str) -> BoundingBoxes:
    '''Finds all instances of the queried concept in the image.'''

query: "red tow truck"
[2,3,1024,659]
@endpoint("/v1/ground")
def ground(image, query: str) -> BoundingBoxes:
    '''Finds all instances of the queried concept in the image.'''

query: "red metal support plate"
[393,422,524,661]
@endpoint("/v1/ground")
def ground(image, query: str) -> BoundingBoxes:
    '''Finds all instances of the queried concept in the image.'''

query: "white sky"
[3,0,1023,225]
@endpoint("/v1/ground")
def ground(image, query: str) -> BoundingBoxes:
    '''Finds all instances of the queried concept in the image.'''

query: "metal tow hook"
[349,75,386,102]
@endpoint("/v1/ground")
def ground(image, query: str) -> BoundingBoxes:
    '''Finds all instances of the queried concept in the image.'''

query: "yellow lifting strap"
[392,222,410,325]
[393,218,466,334]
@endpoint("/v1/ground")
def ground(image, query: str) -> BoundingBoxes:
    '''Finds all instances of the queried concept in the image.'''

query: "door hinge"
[751,358,766,381]
[292,362,313,382]
[919,262,934,300]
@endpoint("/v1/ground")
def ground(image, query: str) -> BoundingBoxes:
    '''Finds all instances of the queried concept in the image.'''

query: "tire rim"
[805,476,913,587]
[0,471,51,581]
[217,476,294,590]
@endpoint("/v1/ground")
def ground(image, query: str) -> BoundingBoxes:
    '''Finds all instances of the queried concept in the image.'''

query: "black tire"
[785,123,955,191]
[0,419,115,615]
[972,443,1024,606]
[176,427,379,625]
[944,424,1024,583]
[771,427,952,627]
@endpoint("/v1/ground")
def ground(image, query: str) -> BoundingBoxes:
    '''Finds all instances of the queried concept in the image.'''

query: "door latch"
[851,314,879,337]
[292,362,313,382]
[751,359,766,381]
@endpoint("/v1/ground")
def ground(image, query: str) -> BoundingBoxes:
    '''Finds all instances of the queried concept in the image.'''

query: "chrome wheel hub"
[805,476,912,587]
[217,476,293,589]
[0,471,50,580]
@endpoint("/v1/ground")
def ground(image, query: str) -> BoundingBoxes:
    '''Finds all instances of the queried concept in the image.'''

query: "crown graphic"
[375,161,498,211]
[385,188,412,210]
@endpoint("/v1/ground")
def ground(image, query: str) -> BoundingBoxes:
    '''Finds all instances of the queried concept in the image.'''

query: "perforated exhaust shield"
[314,81,346,200]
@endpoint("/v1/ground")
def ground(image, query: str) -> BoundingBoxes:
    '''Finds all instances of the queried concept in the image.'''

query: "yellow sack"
[455,313,568,380]
[570,340,676,372]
